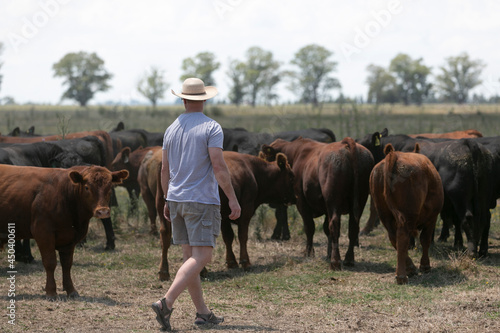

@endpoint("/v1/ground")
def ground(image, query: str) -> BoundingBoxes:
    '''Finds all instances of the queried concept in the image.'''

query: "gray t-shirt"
[163,112,223,205]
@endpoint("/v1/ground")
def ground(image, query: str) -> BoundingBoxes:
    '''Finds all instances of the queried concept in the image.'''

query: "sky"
[1,0,500,105]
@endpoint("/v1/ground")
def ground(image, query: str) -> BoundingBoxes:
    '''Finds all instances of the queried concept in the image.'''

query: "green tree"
[389,53,432,105]
[137,66,168,107]
[226,59,246,106]
[366,64,398,104]
[435,52,486,104]
[180,51,220,86]
[0,42,4,93]
[288,44,340,107]
[52,51,113,106]
[242,46,281,107]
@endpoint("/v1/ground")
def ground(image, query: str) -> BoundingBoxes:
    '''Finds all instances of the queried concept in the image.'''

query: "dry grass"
[3,193,500,332]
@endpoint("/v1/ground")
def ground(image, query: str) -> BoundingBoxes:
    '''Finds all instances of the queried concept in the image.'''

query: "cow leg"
[360,198,380,236]
[419,224,435,273]
[221,219,238,269]
[238,214,252,270]
[479,210,491,258]
[461,212,477,257]
[16,239,34,263]
[59,247,79,298]
[344,212,360,267]
[395,226,411,285]
[271,205,290,241]
[127,188,140,215]
[301,210,316,257]
[101,218,116,250]
[327,212,342,271]
[142,188,158,236]
[35,238,58,299]
[158,214,172,281]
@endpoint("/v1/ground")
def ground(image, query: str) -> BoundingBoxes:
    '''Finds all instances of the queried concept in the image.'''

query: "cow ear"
[261,144,276,158]
[112,170,129,184]
[276,153,289,171]
[372,133,381,147]
[381,128,388,137]
[69,171,84,184]
[12,127,20,136]
[383,143,395,155]
[28,126,35,135]
[413,143,420,154]
[121,147,131,163]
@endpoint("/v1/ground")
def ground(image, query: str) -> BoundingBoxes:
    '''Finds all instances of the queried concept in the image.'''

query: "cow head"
[69,166,129,219]
[110,147,132,171]
[357,128,388,163]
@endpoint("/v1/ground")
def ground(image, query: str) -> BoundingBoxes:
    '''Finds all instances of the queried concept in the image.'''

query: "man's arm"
[161,149,171,221]
[209,147,241,220]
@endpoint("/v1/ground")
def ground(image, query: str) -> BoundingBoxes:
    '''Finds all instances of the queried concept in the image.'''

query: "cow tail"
[156,161,165,219]
[464,139,480,220]
[342,137,361,217]
[383,144,408,231]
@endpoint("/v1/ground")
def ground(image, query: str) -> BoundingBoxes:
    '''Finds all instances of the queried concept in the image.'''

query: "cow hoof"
[330,262,342,271]
[420,265,431,273]
[46,294,58,302]
[396,275,408,285]
[158,270,170,281]
[343,260,355,267]
[282,234,290,241]
[149,229,159,236]
[105,242,115,251]
[226,261,239,269]
[68,291,80,299]
[240,260,251,270]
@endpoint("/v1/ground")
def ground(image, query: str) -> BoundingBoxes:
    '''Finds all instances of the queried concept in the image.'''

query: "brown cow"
[408,129,483,139]
[110,146,161,218]
[137,147,163,235]
[369,144,443,284]
[220,151,295,269]
[261,137,374,270]
[0,165,128,299]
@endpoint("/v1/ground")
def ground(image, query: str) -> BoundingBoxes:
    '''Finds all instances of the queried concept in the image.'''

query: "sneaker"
[194,310,224,328]
[151,297,173,331]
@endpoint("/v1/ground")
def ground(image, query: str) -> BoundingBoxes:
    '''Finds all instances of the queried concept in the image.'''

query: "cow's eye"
[85,185,89,191]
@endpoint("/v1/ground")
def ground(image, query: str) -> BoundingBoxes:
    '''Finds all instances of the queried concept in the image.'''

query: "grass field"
[1,103,500,332]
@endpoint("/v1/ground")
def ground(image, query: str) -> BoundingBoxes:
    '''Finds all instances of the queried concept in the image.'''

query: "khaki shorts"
[168,201,221,247]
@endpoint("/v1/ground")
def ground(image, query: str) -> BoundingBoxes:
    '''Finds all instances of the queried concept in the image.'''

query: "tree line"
[0,41,496,107]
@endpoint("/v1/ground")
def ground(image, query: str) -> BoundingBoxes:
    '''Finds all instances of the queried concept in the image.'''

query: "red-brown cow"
[261,137,374,270]
[111,146,161,220]
[220,151,295,269]
[137,147,163,235]
[369,144,443,284]
[0,165,128,299]
[408,129,483,139]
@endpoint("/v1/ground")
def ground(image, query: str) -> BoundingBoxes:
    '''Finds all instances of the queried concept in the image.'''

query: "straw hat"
[171,78,218,101]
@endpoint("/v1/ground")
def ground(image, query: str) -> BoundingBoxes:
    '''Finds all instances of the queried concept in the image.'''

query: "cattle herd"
[0,121,497,300]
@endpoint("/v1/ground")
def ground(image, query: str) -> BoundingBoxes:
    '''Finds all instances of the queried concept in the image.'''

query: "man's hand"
[228,198,241,220]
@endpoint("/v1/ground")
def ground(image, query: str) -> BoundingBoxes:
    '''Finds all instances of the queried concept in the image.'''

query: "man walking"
[151,78,241,331]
